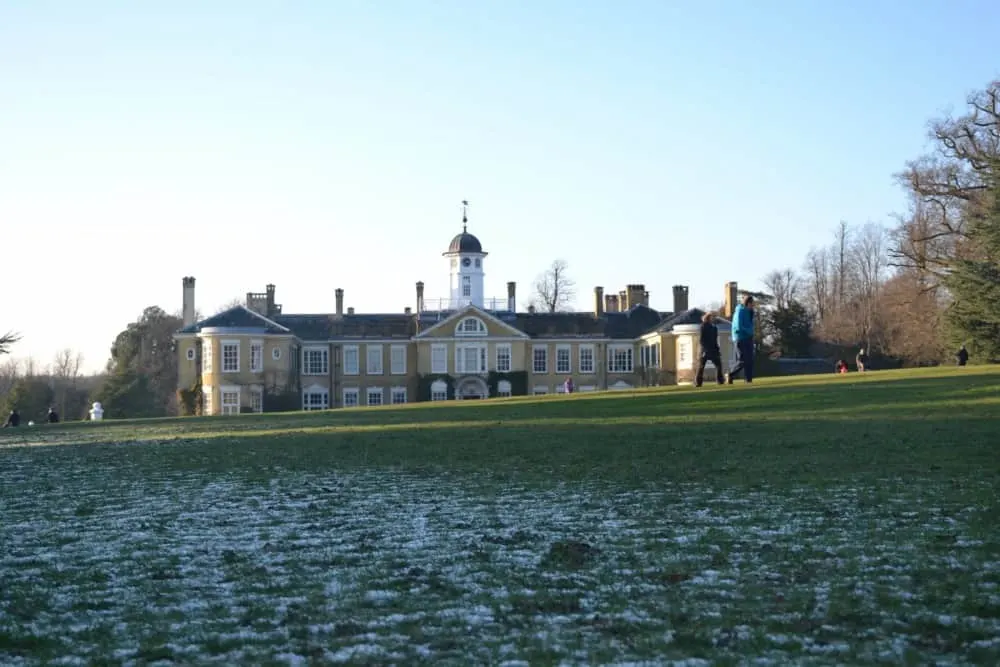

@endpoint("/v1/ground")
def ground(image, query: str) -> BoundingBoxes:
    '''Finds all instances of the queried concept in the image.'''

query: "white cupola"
[443,200,487,309]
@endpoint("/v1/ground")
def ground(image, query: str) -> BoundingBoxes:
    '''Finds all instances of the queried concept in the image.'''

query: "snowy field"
[2,446,999,665]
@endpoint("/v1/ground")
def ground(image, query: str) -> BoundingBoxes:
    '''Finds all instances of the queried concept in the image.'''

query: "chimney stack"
[506,281,516,312]
[594,286,604,317]
[335,288,344,316]
[404,306,412,315]
[182,276,196,326]
[605,294,619,313]
[619,290,627,310]
[416,281,425,313]
[265,284,276,316]
[347,306,355,315]
[625,284,646,310]
[527,304,536,314]
[672,285,689,313]
[724,281,738,318]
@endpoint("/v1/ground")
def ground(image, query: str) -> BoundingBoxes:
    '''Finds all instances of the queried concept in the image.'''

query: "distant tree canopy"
[755,79,1000,367]
[92,306,181,418]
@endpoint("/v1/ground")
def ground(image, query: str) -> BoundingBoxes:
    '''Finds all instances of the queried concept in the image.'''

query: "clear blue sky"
[1,0,997,373]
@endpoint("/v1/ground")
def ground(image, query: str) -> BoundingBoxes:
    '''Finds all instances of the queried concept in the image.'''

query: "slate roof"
[176,306,290,335]
[178,304,723,341]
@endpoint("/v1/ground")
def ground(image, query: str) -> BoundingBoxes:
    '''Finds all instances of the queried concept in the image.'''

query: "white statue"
[89,402,104,421]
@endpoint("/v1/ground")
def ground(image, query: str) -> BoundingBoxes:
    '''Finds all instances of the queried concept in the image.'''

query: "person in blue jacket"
[726,294,756,384]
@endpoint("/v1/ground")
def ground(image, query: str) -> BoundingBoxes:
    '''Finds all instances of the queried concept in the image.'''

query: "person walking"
[856,348,869,372]
[695,312,725,387]
[957,345,969,366]
[725,294,756,385]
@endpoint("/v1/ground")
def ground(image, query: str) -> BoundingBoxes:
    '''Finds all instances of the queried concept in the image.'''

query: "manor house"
[174,219,742,415]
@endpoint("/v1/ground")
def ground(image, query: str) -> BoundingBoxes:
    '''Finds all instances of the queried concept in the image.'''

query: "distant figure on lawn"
[957,345,969,366]
[726,294,755,385]
[836,359,849,374]
[3,409,20,428]
[47,407,59,424]
[563,377,574,394]
[695,311,725,387]
[856,348,869,372]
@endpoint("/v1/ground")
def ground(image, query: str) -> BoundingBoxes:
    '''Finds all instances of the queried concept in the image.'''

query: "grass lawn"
[1,366,999,665]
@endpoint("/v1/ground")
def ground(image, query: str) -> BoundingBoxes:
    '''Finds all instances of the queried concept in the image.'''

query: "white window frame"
[343,345,360,376]
[249,387,263,413]
[202,385,213,415]
[579,345,595,374]
[302,388,329,411]
[220,386,240,415]
[185,347,195,361]
[456,343,487,374]
[678,337,693,370]
[391,387,407,404]
[390,345,407,375]
[430,379,448,401]
[431,344,448,374]
[366,387,384,406]
[271,347,282,361]
[608,345,634,374]
[555,345,572,374]
[462,275,472,297]
[221,339,240,374]
[455,317,488,337]
[497,380,512,397]
[342,387,360,408]
[250,339,263,373]
[651,342,661,368]
[302,346,329,376]
[202,340,213,372]
[532,346,548,374]
[495,343,512,372]
[366,344,384,375]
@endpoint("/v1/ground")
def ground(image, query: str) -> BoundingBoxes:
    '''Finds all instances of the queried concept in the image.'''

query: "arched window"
[455,317,488,336]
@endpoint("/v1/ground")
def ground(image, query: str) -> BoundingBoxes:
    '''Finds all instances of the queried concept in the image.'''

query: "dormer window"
[456,317,488,336]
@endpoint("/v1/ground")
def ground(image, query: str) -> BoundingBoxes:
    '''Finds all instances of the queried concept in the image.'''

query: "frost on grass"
[0,451,999,665]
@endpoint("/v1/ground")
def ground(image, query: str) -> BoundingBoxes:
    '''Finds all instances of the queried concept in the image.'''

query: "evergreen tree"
[945,159,1000,362]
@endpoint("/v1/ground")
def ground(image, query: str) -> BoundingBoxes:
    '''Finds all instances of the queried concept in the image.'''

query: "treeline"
[758,79,1000,367]
[0,352,100,422]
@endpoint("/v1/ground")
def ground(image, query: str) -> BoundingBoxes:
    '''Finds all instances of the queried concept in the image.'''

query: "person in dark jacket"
[726,294,756,384]
[957,345,969,366]
[3,409,20,428]
[695,312,725,387]
[47,407,59,424]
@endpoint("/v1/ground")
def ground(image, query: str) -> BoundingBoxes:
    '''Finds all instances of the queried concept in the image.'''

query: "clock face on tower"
[462,257,472,267]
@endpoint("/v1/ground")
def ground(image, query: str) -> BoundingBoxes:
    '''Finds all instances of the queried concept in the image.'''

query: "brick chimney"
[265,284,276,317]
[404,306,411,315]
[624,284,646,310]
[605,294,619,313]
[182,276,196,326]
[594,286,604,317]
[415,281,425,313]
[347,306,355,315]
[724,281,738,319]
[335,288,344,316]
[672,285,689,313]
[507,281,516,312]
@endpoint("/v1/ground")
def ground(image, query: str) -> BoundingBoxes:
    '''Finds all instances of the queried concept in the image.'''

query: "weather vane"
[462,200,469,232]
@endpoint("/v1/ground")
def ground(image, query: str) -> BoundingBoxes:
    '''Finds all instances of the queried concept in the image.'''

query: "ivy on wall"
[486,370,528,397]
[417,374,455,401]
[263,388,300,413]
[176,374,202,417]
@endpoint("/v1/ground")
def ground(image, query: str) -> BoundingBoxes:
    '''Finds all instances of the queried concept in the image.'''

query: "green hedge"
[487,370,528,397]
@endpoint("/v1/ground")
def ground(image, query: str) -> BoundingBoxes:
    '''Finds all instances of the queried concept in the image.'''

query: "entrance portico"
[455,376,489,400]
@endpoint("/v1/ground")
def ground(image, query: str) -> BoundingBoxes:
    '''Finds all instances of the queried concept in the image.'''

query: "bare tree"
[0,357,20,399]
[761,269,799,310]
[50,348,85,418]
[851,222,890,351]
[890,81,1000,280]
[0,331,21,356]
[532,260,576,313]
[802,246,831,322]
